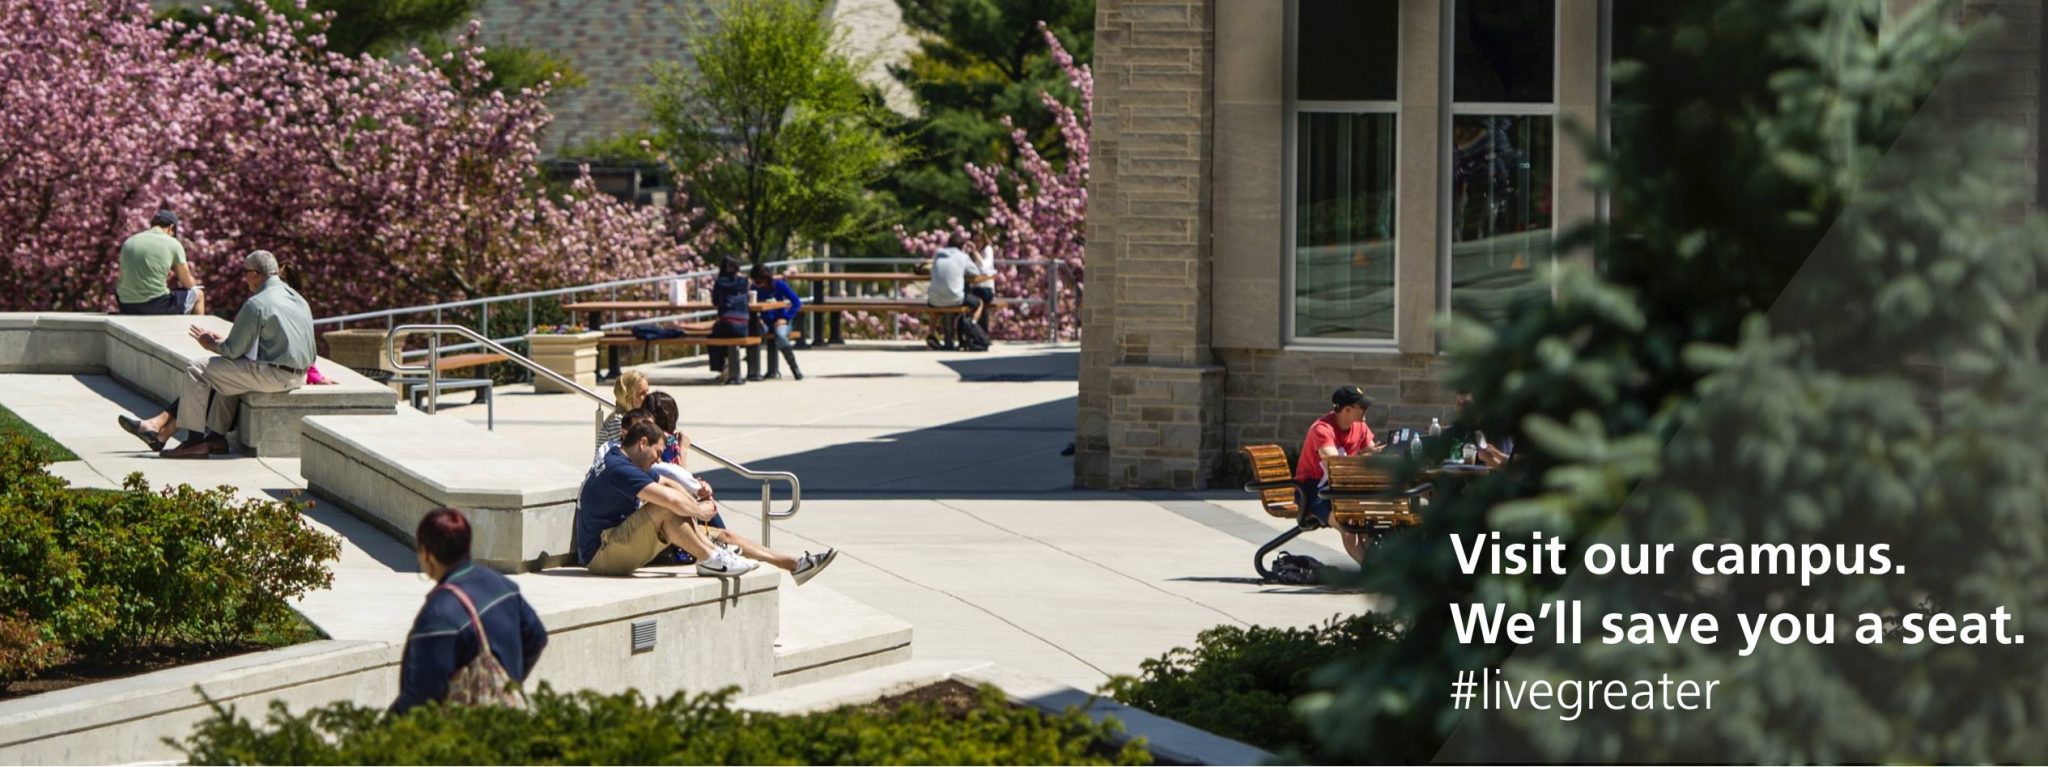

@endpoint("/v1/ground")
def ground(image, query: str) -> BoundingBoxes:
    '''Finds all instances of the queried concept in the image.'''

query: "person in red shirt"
[1296,385,1381,563]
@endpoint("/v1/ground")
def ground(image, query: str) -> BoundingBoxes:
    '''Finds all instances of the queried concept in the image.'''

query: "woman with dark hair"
[391,508,549,713]
[634,390,728,565]
[708,257,756,385]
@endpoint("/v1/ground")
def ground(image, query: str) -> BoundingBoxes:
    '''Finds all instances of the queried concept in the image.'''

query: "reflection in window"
[1449,115,1552,323]
[1295,113,1397,341]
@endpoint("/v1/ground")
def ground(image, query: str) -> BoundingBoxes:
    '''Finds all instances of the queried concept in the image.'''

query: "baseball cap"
[1333,385,1372,410]
[150,209,179,228]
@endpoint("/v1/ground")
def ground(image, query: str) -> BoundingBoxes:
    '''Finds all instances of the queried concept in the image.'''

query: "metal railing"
[385,324,805,547]
[317,256,1080,363]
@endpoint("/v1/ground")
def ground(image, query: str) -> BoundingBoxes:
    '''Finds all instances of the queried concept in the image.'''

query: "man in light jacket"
[118,250,316,458]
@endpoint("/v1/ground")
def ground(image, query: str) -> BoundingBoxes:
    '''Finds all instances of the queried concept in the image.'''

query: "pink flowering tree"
[0,0,707,317]
[895,23,1088,341]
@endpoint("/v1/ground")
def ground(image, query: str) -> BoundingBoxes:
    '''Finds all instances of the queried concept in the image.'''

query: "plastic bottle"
[1428,417,1443,436]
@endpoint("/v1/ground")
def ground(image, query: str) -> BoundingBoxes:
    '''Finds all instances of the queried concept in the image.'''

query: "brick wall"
[1075,0,1219,489]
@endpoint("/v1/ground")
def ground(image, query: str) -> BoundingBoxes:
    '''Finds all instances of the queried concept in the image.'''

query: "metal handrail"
[385,324,805,546]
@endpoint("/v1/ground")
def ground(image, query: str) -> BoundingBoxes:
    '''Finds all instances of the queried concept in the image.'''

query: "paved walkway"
[2,342,1374,692]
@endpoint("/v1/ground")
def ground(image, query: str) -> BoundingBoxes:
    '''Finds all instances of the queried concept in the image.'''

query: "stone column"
[1076,0,1224,489]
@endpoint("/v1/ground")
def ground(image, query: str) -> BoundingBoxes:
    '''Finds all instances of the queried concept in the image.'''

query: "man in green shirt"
[117,251,316,458]
[114,210,206,316]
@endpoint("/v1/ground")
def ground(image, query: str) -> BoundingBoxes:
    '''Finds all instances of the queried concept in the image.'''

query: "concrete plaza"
[2,341,1372,692]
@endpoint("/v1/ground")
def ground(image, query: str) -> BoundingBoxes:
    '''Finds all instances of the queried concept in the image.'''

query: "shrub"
[1101,613,1400,757]
[0,438,339,682]
[175,683,1153,765]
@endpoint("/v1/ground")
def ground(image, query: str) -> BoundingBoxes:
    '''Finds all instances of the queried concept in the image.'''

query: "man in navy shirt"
[577,416,838,581]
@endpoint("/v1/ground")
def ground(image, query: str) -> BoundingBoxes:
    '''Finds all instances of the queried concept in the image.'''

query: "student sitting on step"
[576,415,837,582]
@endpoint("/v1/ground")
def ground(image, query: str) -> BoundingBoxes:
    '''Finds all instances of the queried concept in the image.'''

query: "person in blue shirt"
[750,263,803,380]
[391,508,548,714]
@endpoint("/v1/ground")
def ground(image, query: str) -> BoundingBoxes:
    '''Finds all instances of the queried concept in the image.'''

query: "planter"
[526,331,603,393]
[321,328,393,373]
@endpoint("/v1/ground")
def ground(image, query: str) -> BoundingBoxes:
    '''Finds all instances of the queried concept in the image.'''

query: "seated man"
[923,237,987,351]
[576,416,837,583]
[117,250,314,458]
[114,209,206,316]
[1296,385,1382,564]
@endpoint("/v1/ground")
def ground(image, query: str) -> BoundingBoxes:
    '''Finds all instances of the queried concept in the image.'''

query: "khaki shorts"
[586,504,670,576]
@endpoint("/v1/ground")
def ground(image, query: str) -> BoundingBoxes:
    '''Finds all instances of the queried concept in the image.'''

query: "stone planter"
[321,328,394,374]
[526,331,603,393]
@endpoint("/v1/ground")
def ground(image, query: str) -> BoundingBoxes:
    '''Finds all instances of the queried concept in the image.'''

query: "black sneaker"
[791,549,839,586]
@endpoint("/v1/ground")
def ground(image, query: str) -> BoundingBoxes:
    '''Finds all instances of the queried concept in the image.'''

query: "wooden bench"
[431,352,506,372]
[1240,444,1429,581]
[595,326,799,382]
[801,299,1004,348]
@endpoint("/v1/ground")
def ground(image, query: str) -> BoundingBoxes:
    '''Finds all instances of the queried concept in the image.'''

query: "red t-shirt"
[1295,413,1373,484]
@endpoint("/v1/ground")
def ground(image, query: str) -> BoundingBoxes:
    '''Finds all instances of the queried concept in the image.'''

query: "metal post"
[481,303,491,342]
[427,332,440,415]
[760,482,773,547]
[1047,263,1061,343]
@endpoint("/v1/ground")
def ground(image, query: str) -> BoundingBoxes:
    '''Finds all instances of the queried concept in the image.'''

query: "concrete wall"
[0,571,784,764]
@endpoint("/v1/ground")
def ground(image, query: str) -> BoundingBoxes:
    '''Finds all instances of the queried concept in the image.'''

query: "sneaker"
[696,548,759,577]
[790,548,839,586]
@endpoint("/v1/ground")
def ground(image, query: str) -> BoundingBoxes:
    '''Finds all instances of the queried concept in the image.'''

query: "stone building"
[1073,0,2044,489]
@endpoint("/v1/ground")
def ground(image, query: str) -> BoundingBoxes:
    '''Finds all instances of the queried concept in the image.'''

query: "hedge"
[175,683,1154,765]
[0,437,340,682]
[1100,613,1402,757]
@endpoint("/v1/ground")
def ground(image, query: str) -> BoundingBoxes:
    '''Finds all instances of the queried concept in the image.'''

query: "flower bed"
[0,438,339,692]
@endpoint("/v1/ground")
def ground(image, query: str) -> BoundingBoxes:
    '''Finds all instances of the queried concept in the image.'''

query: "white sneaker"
[697,548,759,577]
[791,549,838,586]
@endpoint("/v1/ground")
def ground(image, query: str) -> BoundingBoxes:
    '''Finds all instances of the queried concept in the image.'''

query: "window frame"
[1437,0,1563,327]
[1283,0,1403,350]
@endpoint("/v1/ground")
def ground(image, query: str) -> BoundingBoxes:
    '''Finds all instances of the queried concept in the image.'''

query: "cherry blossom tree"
[895,22,1088,342]
[0,0,707,317]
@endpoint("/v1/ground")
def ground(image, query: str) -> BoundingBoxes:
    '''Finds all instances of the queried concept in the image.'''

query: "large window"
[1445,0,1556,326]
[1289,0,1400,344]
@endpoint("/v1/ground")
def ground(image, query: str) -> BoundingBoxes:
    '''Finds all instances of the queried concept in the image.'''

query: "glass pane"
[1295,112,1397,341]
[1449,115,1552,323]
[1297,0,1399,102]
[1453,0,1555,103]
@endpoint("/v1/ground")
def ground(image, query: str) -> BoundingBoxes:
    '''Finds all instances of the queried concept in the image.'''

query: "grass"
[0,403,75,462]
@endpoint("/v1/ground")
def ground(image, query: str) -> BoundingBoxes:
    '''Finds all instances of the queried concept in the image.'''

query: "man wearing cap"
[114,210,206,316]
[1296,385,1382,563]
[118,251,315,459]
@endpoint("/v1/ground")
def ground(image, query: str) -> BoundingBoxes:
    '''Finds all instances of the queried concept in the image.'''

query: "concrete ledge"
[737,660,1276,766]
[0,313,396,456]
[955,665,1277,766]
[0,640,400,765]
[102,317,395,457]
[0,313,108,374]
[302,414,585,572]
[771,584,915,691]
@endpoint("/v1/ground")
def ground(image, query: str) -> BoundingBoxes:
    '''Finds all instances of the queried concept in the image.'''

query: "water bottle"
[1428,417,1443,437]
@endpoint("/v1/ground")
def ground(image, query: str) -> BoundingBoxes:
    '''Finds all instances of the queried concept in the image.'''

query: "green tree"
[646,0,903,263]
[1301,0,2048,762]
[160,0,580,94]
[881,0,1094,237]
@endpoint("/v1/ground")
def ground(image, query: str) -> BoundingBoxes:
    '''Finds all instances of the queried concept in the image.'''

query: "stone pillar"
[1076,0,1223,489]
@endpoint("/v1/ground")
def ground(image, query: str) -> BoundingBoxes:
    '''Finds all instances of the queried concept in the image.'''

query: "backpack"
[956,314,991,350]
[1271,551,1324,585]
[440,583,527,709]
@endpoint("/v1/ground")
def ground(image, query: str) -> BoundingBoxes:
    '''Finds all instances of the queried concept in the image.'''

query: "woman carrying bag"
[391,508,549,713]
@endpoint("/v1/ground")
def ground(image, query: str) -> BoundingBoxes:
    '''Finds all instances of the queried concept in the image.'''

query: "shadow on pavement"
[939,348,1078,382]
[696,397,1077,498]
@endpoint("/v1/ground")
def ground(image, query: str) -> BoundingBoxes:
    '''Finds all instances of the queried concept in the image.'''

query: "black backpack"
[1271,551,1324,585]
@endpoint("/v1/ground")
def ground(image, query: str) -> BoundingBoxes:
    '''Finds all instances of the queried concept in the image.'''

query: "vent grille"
[631,620,657,653]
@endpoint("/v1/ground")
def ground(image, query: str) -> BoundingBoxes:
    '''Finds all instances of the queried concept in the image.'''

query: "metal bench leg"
[1254,525,1310,582]
[484,385,494,430]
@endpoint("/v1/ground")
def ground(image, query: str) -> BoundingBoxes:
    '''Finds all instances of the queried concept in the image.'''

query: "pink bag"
[306,364,333,385]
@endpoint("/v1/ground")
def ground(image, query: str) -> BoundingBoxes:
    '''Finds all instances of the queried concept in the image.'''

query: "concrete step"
[770,583,914,691]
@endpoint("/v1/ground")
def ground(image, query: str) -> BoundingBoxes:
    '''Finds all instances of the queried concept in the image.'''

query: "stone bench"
[0,314,395,456]
[301,413,585,572]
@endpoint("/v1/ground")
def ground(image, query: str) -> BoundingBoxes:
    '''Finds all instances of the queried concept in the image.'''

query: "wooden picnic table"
[777,273,926,346]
